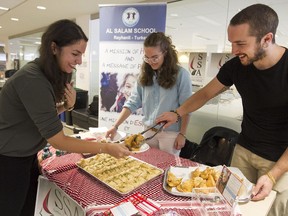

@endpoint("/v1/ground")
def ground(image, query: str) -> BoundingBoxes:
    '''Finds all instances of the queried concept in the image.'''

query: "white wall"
[185,87,242,143]
[88,19,100,102]
[75,15,91,94]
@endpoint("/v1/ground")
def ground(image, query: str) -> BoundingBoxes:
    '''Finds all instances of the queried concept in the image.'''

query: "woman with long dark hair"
[0,19,131,216]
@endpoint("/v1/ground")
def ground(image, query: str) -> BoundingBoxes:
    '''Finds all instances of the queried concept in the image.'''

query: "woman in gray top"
[0,19,131,216]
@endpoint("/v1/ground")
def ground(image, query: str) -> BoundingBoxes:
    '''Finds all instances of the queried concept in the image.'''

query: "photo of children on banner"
[110,73,140,113]
[100,72,142,114]
[100,72,118,111]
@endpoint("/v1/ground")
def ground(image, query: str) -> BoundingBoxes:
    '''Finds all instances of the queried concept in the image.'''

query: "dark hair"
[39,19,88,102]
[230,4,278,43]
[139,32,179,89]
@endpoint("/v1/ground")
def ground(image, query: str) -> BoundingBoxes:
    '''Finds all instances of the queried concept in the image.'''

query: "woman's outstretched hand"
[104,143,132,158]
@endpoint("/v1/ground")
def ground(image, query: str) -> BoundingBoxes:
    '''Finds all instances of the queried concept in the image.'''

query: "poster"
[189,52,207,86]
[34,176,85,216]
[208,53,234,78]
[99,3,167,134]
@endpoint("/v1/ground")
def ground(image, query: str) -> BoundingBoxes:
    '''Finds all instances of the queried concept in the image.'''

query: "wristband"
[170,110,181,122]
[266,171,276,185]
[99,143,103,154]
[66,106,74,111]
[64,102,74,111]
[179,132,186,139]
[113,124,118,130]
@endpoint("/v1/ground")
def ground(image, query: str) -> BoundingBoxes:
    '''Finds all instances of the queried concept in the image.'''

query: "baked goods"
[176,179,194,192]
[124,133,145,151]
[166,167,220,193]
[77,154,162,194]
[167,171,183,187]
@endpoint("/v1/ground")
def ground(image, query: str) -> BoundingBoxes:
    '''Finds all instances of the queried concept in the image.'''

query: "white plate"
[132,143,150,153]
[163,165,223,197]
[70,129,126,156]
[70,128,126,142]
[163,165,253,200]
[89,127,126,141]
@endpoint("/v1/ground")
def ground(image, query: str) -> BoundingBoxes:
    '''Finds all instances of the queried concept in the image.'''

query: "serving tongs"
[111,121,167,145]
[139,121,167,142]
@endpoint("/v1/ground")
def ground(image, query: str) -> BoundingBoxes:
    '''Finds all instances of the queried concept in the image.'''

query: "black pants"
[0,154,39,216]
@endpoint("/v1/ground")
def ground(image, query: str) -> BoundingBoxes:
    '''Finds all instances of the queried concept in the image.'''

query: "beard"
[241,44,266,65]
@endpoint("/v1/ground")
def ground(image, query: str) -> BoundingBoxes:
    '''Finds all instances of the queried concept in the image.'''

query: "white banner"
[208,53,234,78]
[189,52,207,86]
[34,176,85,216]
[98,3,167,134]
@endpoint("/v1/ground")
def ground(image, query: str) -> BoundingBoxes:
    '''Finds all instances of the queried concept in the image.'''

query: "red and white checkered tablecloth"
[41,147,235,216]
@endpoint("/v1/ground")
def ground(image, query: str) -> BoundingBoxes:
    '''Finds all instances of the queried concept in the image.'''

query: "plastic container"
[193,187,232,216]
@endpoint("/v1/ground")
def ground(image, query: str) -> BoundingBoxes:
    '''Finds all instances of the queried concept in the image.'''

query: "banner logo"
[122,7,140,27]
[39,189,52,216]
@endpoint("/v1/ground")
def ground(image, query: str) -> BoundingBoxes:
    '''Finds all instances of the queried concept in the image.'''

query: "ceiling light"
[170,13,178,17]
[0,6,9,11]
[196,16,220,26]
[178,53,189,63]
[11,18,19,21]
[195,35,211,40]
[166,25,177,30]
[0,26,2,29]
[37,6,46,10]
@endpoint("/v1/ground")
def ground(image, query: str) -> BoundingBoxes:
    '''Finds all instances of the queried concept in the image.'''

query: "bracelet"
[99,143,103,154]
[266,171,276,185]
[170,110,181,122]
[113,124,118,130]
[64,102,74,111]
[67,106,74,111]
[179,132,186,139]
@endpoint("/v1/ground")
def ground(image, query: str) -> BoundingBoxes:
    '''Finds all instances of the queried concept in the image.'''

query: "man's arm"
[174,113,190,150]
[252,148,288,200]
[271,148,288,182]
[156,77,227,128]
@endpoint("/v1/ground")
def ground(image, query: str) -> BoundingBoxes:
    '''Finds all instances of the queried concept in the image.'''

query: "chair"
[181,126,239,166]
[179,139,199,159]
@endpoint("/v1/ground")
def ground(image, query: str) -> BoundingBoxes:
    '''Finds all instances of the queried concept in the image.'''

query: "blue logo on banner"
[99,4,166,41]
[122,7,140,27]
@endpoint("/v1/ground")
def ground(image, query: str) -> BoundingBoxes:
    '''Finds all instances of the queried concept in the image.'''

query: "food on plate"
[167,167,221,193]
[193,176,204,188]
[77,154,162,194]
[191,168,201,178]
[206,174,217,187]
[167,171,183,187]
[124,133,145,151]
[176,179,194,192]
